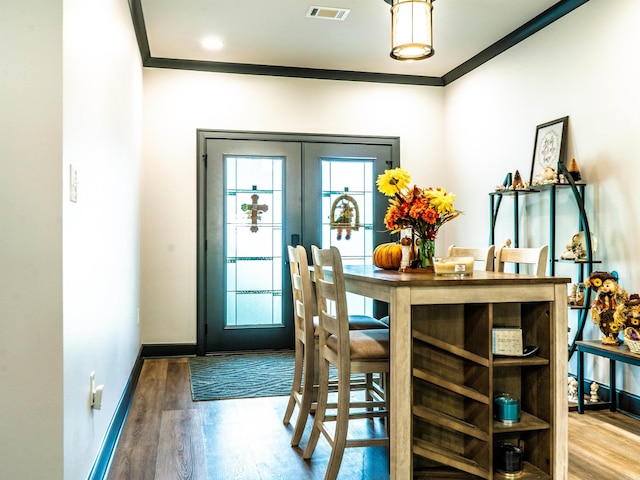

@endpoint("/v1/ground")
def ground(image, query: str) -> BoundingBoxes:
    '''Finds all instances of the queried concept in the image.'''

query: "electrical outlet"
[89,372,95,407]
[93,385,104,410]
[89,372,104,409]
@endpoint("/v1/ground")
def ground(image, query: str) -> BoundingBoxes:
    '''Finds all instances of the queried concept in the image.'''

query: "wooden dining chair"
[447,244,496,271]
[282,245,387,448]
[495,239,548,276]
[303,246,389,480]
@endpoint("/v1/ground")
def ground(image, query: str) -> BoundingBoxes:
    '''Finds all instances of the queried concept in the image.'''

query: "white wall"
[62,0,142,478]
[444,0,640,393]
[141,70,445,343]
[0,0,142,478]
[0,1,64,478]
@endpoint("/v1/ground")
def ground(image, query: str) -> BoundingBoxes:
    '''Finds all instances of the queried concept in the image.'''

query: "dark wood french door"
[197,131,398,354]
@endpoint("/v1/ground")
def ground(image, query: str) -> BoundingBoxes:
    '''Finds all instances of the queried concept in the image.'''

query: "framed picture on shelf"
[529,116,569,185]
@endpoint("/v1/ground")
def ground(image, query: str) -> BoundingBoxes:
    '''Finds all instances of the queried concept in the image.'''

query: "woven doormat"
[188,350,296,401]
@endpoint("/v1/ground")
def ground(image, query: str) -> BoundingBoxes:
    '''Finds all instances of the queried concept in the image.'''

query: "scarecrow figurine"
[585,271,629,345]
[614,293,640,329]
[334,201,354,240]
[330,194,359,241]
[614,293,640,347]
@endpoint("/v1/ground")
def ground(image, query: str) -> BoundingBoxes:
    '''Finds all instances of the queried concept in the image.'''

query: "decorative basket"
[627,339,640,354]
[624,327,640,354]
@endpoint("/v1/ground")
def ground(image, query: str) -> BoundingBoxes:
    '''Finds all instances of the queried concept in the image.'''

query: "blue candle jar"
[494,393,520,424]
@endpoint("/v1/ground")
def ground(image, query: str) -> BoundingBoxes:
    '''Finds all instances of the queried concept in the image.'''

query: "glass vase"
[417,237,436,269]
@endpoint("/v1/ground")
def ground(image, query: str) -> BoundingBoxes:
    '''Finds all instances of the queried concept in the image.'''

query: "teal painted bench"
[576,340,640,413]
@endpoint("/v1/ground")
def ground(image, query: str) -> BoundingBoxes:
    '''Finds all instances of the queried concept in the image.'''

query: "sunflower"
[376,168,411,197]
[610,321,622,333]
[587,277,603,288]
[426,187,456,215]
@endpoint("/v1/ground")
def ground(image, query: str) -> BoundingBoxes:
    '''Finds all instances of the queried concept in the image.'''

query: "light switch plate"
[70,164,78,202]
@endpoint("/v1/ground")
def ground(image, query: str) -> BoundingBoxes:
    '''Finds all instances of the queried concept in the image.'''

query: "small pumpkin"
[373,242,403,270]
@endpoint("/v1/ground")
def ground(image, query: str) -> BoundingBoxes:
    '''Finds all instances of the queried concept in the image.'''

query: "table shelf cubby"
[411,300,555,478]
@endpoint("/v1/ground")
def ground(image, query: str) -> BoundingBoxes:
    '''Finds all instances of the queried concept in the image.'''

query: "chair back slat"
[311,246,352,361]
[447,244,495,271]
[495,241,548,276]
[315,279,340,335]
[288,245,315,345]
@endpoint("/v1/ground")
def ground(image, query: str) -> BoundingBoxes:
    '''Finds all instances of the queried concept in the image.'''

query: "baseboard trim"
[618,391,640,419]
[87,347,145,480]
[578,377,640,418]
[140,343,197,358]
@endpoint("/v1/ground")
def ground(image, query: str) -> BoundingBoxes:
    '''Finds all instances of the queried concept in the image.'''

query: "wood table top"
[342,264,571,287]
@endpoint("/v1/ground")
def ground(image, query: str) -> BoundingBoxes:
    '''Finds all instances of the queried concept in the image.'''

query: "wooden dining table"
[341,265,570,479]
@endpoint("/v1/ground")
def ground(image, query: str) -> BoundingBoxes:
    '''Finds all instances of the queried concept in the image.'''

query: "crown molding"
[129,0,589,87]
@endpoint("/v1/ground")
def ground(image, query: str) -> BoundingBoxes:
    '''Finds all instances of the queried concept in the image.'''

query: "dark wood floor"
[107,357,640,480]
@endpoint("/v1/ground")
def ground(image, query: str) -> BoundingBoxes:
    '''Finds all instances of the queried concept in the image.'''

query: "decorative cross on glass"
[241,187,269,232]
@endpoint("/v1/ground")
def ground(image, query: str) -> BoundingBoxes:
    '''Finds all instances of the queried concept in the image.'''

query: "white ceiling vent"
[306,6,350,20]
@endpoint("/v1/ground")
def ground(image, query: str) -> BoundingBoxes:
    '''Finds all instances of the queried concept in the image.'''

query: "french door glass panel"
[321,158,375,317]
[225,155,283,328]
[205,139,300,352]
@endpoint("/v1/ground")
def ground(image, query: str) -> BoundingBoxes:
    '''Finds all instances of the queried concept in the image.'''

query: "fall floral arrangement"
[376,167,459,267]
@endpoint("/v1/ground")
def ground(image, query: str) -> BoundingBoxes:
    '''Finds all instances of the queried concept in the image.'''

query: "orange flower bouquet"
[376,167,460,268]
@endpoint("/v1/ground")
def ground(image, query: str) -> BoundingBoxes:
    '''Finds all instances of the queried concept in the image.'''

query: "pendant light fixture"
[386,0,434,61]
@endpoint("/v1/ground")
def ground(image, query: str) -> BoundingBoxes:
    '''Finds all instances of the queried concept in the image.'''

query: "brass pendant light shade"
[389,0,434,61]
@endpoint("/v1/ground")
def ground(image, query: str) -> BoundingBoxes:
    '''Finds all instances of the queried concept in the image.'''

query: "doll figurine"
[568,377,578,402]
[589,382,600,403]
[399,236,412,271]
[586,271,629,345]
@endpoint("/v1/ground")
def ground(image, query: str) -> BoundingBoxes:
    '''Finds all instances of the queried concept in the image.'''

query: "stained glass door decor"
[329,193,360,241]
[240,191,269,232]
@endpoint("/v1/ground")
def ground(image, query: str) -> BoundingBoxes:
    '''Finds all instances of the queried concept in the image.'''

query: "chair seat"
[348,314,388,330]
[313,315,388,336]
[326,329,390,360]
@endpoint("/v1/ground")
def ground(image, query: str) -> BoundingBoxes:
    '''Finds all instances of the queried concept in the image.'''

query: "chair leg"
[283,338,304,426]
[365,373,373,411]
[381,372,390,436]
[365,373,387,413]
[303,354,330,460]
[324,367,351,480]
[290,343,315,446]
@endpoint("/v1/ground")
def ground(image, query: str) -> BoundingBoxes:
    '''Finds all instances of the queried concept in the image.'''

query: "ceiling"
[131,0,588,86]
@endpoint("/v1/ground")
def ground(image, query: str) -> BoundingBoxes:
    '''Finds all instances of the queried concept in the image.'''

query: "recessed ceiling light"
[201,36,224,51]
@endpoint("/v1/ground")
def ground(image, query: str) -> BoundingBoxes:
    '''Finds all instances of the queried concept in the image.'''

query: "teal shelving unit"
[489,162,597,360]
